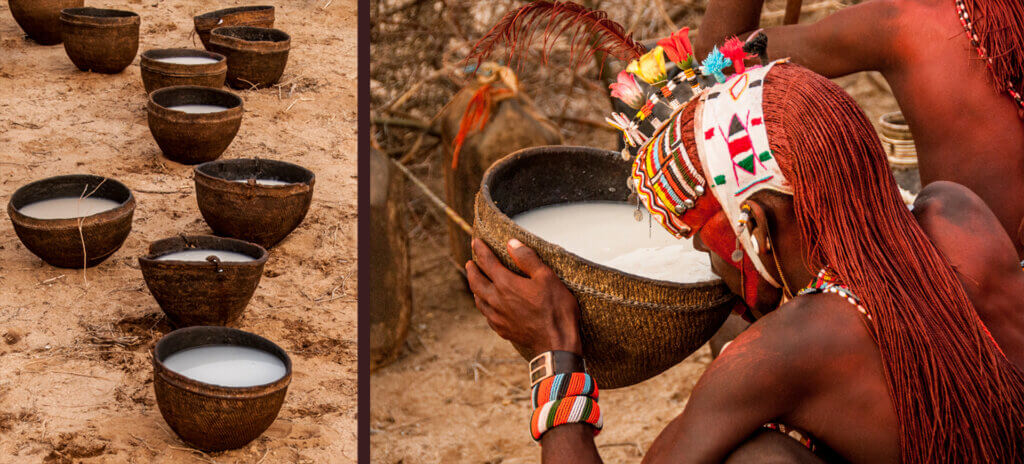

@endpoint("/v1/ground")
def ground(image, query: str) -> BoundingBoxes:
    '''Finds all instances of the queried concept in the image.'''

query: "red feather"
[465,1,646,72]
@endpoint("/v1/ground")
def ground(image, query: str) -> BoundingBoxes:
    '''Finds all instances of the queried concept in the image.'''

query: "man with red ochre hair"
[467,62,1024,463]
[696,0,1024,258]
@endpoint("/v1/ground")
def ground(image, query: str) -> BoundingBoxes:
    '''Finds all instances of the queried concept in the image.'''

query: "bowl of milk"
[140,48,227,93]
[59,7,139,74]
[139,235,269,327]
[208,26,291,89]
[152,326,291,452]
[194,158,316,248]
[475,145,738,388]
[7,174,135,268]
[146,85,244,165]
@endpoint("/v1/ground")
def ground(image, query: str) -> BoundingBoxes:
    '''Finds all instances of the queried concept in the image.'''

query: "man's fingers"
[465,260,499,304]
[507,239,550,278]
[471,238,516,285]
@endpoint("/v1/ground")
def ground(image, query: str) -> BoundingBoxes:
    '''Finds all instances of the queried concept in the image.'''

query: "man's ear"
[743,200,773,258]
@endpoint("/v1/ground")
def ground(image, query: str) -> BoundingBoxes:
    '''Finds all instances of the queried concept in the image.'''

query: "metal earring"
[731,238,744,262]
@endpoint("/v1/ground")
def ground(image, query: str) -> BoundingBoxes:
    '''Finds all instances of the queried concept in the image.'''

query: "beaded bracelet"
[531,395,603,442]
[531,372,599,409]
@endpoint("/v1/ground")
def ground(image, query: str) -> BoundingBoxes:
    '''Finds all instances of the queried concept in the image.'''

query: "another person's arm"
[695,0,896,78]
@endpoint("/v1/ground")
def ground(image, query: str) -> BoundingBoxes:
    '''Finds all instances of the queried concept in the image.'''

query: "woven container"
[193,6,275,51]
[194,158,315,248]
[139,235,269,328]
[140,48,227,93]
[59,7,139,74]
[7,174,134,268]
[475,146,736,388]
[153,326,290,452]
[208,26,290,89]
[8,0,83,45]
[147,86,243,165]
[877,111,921,193]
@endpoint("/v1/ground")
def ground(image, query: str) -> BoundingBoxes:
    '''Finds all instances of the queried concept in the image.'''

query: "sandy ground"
[0,0,357,462]
[369,44,899,464]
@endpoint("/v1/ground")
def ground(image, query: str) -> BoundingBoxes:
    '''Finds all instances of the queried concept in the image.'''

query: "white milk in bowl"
[18,197,122,220]
[154,56,220,65]
[156,249,255,262]
[166,104,229,114]
[163,344,287,387]
[512,201,715,283]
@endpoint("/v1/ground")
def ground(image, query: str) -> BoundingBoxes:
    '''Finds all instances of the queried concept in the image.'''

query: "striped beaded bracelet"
[532,372,599,409]
[531,395,603,442]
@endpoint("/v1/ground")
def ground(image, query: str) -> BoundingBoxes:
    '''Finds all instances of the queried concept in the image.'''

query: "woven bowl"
[194,158,315,249]
[475,146,736,388]
[59,7,139,74]
[153,326,291,452]
[140,48,227,93]
[7,174,135,268]
[8,0,83,45]
[147,86,243,165]
[208,26,290,89]
[193,6,275,51]
[139,235,269,328]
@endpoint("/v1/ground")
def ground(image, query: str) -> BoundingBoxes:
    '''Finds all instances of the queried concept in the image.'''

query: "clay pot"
[7,174,135,268]
[208,26,290,89]
[60,7,139,74]
[7,0,83,45]
[194,159,315,249]
[153,326,291,452]
[147,86,243,165]
[475,146,737,388]
[140,48,228,94]
[139,235,269,328]
[193,6,274,51]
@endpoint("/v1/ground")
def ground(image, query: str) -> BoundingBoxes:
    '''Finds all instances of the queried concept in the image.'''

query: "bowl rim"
[209,26,291,53]
[139,234,269,266]
[152,326,292,396]
[59,7,139,26]
[194,158,316,196]
[147,85,244,121]
[479,145,724,290]
[194,5,275,24]
[7,174,136,228]
[140,48,227,75]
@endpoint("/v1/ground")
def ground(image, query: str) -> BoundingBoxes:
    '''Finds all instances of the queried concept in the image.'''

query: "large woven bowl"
[147,86,243,165]
[59,7,139,74]
[208,26,290,89]
[139,235,269,328]
[153,326,291,452]
[475,146,736,388]
[140,48,227,93]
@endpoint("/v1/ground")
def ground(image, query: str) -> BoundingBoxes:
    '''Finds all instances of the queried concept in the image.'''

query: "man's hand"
[465,238,582,356]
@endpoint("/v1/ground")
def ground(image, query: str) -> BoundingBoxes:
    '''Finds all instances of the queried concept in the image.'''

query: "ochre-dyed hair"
[962,0,1024,111]
[679,63,1024,462]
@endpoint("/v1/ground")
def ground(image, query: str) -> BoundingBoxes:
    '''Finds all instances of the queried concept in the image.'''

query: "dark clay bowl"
[153,326,291,452]
[140,48,227,93]
[194,159,315,249]
[193,5,275,51]
[8,0,83,45]
[7,174,135,268]
[140,235,269,328]
[475,146,738,388]
[147,86,244,165]
[59,8,139,74]
[208,26,290,89]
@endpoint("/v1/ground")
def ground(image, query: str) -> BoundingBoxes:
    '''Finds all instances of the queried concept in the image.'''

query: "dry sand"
[0,0,357,462]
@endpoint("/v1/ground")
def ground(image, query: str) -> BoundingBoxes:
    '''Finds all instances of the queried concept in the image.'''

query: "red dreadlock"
[959,0,1024,114]
[679,63,1024,462]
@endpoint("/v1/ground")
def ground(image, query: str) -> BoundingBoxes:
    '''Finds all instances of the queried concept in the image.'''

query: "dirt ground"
[0,0,357,462]
[369,1,899,462]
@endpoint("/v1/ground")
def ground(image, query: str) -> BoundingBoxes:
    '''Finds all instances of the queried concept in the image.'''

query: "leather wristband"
[529,350,585,388]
